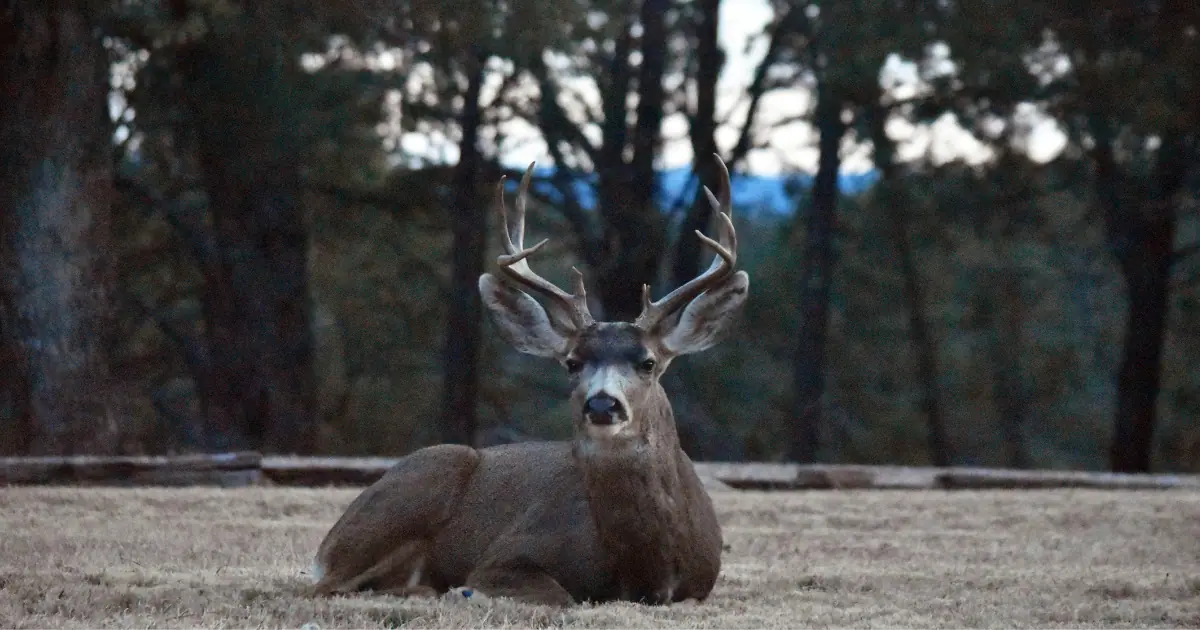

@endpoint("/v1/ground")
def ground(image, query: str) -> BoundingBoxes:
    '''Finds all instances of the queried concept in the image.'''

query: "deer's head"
[479,155,748,445]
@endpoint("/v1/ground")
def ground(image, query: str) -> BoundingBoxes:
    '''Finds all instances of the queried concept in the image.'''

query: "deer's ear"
[479,273,570,358]
[661,271,749,357]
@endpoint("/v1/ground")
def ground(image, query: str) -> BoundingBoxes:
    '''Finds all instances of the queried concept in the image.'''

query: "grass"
[0,486,1198,628]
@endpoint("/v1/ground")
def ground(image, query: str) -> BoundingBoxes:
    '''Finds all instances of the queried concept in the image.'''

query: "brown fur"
[312,156,746,606]
[312,366,724,605]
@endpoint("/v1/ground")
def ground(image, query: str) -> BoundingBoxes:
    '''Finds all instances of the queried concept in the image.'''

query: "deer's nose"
[584,394,624,424]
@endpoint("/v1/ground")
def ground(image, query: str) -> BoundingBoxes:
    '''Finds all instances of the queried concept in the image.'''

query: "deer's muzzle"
[584,393,626,426]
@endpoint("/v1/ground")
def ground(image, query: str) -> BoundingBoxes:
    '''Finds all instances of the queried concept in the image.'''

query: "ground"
[0,487,1197,629]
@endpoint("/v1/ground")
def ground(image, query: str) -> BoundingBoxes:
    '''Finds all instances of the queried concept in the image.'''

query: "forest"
[1,0,1197,473]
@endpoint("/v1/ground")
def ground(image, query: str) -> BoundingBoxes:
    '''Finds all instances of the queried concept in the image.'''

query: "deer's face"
[562,323,666,441]
[478,155,748,447]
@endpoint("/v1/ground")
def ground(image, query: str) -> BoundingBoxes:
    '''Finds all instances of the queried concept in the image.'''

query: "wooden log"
[260,458,1199,491]
[0,452,262,487]
[3,453,1198,491]
[260,457,741,490]
[261,456,395,486]
[864,466,942,489]
[693,462,800,489]
[710,465,937,490]
[937,467,1200,490]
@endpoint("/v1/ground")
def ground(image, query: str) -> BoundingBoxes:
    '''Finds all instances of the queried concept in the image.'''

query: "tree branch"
[727,6,808,168]
[1173,243,1200,268]
[120,290,212,375]
[305,180,404,207]
[599,8,636,171]
[528,60,601,169]
[483,61,523,112]
[631,0,669,184]
[114,175,218,267]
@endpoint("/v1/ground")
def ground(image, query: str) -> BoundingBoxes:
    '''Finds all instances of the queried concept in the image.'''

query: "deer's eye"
[637,358,657,373]
[565,359,583,374]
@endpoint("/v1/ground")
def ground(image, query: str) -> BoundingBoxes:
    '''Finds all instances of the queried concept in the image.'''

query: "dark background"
[1,0,1197,473]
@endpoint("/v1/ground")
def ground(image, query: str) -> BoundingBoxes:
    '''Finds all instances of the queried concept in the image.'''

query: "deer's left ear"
[660,271,749,357]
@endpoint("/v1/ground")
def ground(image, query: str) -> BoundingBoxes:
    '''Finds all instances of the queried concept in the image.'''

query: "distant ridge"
[506,165,880,216]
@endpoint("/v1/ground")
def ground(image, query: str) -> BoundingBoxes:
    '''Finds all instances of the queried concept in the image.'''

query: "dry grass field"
[0,486,1198,629]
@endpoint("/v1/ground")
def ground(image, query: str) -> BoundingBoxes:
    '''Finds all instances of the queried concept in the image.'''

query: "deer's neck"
[571,389,695,601]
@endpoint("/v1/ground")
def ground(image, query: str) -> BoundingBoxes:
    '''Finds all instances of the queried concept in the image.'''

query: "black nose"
[585,394,623,423]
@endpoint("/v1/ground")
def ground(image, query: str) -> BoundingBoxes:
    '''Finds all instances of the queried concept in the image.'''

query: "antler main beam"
[635,154,738,332]
[495,163,594,333]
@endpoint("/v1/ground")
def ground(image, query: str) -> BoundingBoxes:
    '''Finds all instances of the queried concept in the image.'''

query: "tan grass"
[0,487,1198,628]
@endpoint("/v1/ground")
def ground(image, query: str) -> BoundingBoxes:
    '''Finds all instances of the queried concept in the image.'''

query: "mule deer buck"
[311,155,749,606]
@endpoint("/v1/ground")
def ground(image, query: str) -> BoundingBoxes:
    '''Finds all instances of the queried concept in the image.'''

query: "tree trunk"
[596,170,661,322]
[867,103,950,467]
[894,205,951,467]
[594,0,670,322]
[176,7,316,454]
[671,0,722,288]
[1110,229,1173,473]
[789,84,845,463]
[1092,123,1190,473]
[529,1,670,322]
[440,50,488,446]
[655,0,736,459]
[0,2,120,455]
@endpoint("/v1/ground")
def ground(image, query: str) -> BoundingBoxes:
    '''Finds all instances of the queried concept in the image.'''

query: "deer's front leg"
[463,554,575,607]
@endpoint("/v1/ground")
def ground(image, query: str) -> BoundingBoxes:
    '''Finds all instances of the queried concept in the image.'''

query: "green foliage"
[80,0,1200,469]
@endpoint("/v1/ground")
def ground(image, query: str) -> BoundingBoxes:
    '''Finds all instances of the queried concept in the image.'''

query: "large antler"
[494,162,595,333]
[634,154,738,332]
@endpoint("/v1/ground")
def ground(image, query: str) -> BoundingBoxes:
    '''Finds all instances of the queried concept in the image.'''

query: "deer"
[310,154,749,607]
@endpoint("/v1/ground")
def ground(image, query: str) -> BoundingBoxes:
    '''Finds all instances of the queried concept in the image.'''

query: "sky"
[106,2,1070,176]
[383,0,1068,176]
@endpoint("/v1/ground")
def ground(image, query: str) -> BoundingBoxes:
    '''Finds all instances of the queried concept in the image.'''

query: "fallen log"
[259,457,1200,491]
[260,456,398,486]
[1,453,1197,491]
[937,467,1200,490]
[0,452,262,487]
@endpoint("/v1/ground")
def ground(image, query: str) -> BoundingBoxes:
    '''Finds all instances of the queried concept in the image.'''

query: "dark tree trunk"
[630,0,667,192]
[175,7,316,454]
[595,170,659,322]
[1092,122,1191,473]
[529,1,677,322]
[893,199,950,467]
[671,0,722,288]
[440,50,488,446]
[1111,254,1172,473]
[789,84,845,463]
[866,104,951,467]
[655,0,738,460]
[0,2,120,455]
[533,2,798,325]
[595,0,670,322]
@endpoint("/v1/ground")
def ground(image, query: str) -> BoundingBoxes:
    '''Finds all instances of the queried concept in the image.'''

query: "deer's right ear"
[479,273,570,358]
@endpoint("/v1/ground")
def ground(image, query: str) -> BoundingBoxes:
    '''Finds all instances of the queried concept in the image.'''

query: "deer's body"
[314,435,721,604]
[312,156,747,606]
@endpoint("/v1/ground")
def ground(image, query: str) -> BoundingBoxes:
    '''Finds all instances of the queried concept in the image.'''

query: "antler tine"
[512,162,529,249]
[494,162,594,332]
[702,153,737,271]
[635,154,738,332]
